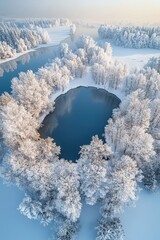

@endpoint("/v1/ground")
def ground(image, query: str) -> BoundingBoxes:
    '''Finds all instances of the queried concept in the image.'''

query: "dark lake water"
[40,87,120,161]
[0,46,59,95]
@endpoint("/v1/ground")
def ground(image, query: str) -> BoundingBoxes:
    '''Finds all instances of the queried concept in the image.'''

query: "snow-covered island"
[0,22,160,240]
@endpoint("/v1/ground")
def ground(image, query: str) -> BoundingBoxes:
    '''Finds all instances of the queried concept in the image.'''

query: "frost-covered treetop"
[98,24,160,49]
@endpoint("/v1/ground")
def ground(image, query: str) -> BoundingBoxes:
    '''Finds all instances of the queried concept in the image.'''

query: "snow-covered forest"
[0,18,74,60]
[0,33,160,240]
[98,25,160,49]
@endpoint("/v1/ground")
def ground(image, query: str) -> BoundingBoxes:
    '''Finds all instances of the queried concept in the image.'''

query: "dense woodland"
[0,34,160,240]
[98,25,160,49]
[0,18,73,60]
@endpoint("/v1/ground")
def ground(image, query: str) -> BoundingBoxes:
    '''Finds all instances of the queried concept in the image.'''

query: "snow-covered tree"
[96,217,124,240]
[113,90,151,129]
[38,62,72,91]
[56,218,80,240]
[62,52,86,78]
[141,68,160,99]
[70,24,76,36]
[145,56,160,73]
[0,41,15,59]
[54,160,81,222]
[149,98,160,132]
[124,73,147,95]
[141,160,157,191]
[124,126,155,165]
[18,194,43,220]
[105,119,155,166]
[104,42,112,58]
[59,43,70,58]
[0,95,39,149]
[11,70,53,118]
[76,35,96,63]
[92,59,128,89]
[78,135,112,205]
[98,24,160,49]
[101,155,139,218]
[124,68,160,99]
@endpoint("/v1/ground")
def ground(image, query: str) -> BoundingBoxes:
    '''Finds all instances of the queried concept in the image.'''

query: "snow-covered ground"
[112,45,160,69]
[120,190,160,240]
[77,202,101,240]
[0,26,70,65]
[76,190,160,240]
[44,26,71,47]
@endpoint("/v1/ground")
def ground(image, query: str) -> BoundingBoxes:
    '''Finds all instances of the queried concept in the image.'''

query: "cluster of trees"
[0,93,81,238]
[0,21,50,60]
[144,56,160,73]
[92,60,128,89]
[94,65,160,237]
[124,67,160,99]
[84,58,160,238]
[96,217,124,240]
[98,24,160,49]
[0,34,160,240]
[0,18,75,61]
[11,18,72,28]
[73,35,128,89]
[0,41,16,59]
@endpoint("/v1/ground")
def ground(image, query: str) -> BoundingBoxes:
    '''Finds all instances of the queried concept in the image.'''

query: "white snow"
[0,26,71,65]
[44,26,71,47]
[76,190,160,240]
[77,202,101,240]
[112,45,160,70]
[39,67,124,123]
[120,190,160,240]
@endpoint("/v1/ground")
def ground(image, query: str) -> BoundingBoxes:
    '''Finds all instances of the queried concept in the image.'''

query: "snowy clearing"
[0,26,70,65]
[120,190,160,240]
[77,202,101,240]
[112,45,160,69]
[44,26,71,47]
[76,190,160,240]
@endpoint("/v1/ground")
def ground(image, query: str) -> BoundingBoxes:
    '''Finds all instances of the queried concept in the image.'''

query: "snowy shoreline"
[40,67,124,123]
[0,26,71,65]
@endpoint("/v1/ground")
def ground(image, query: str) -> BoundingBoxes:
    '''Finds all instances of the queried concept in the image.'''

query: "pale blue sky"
[0,0,160,23]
